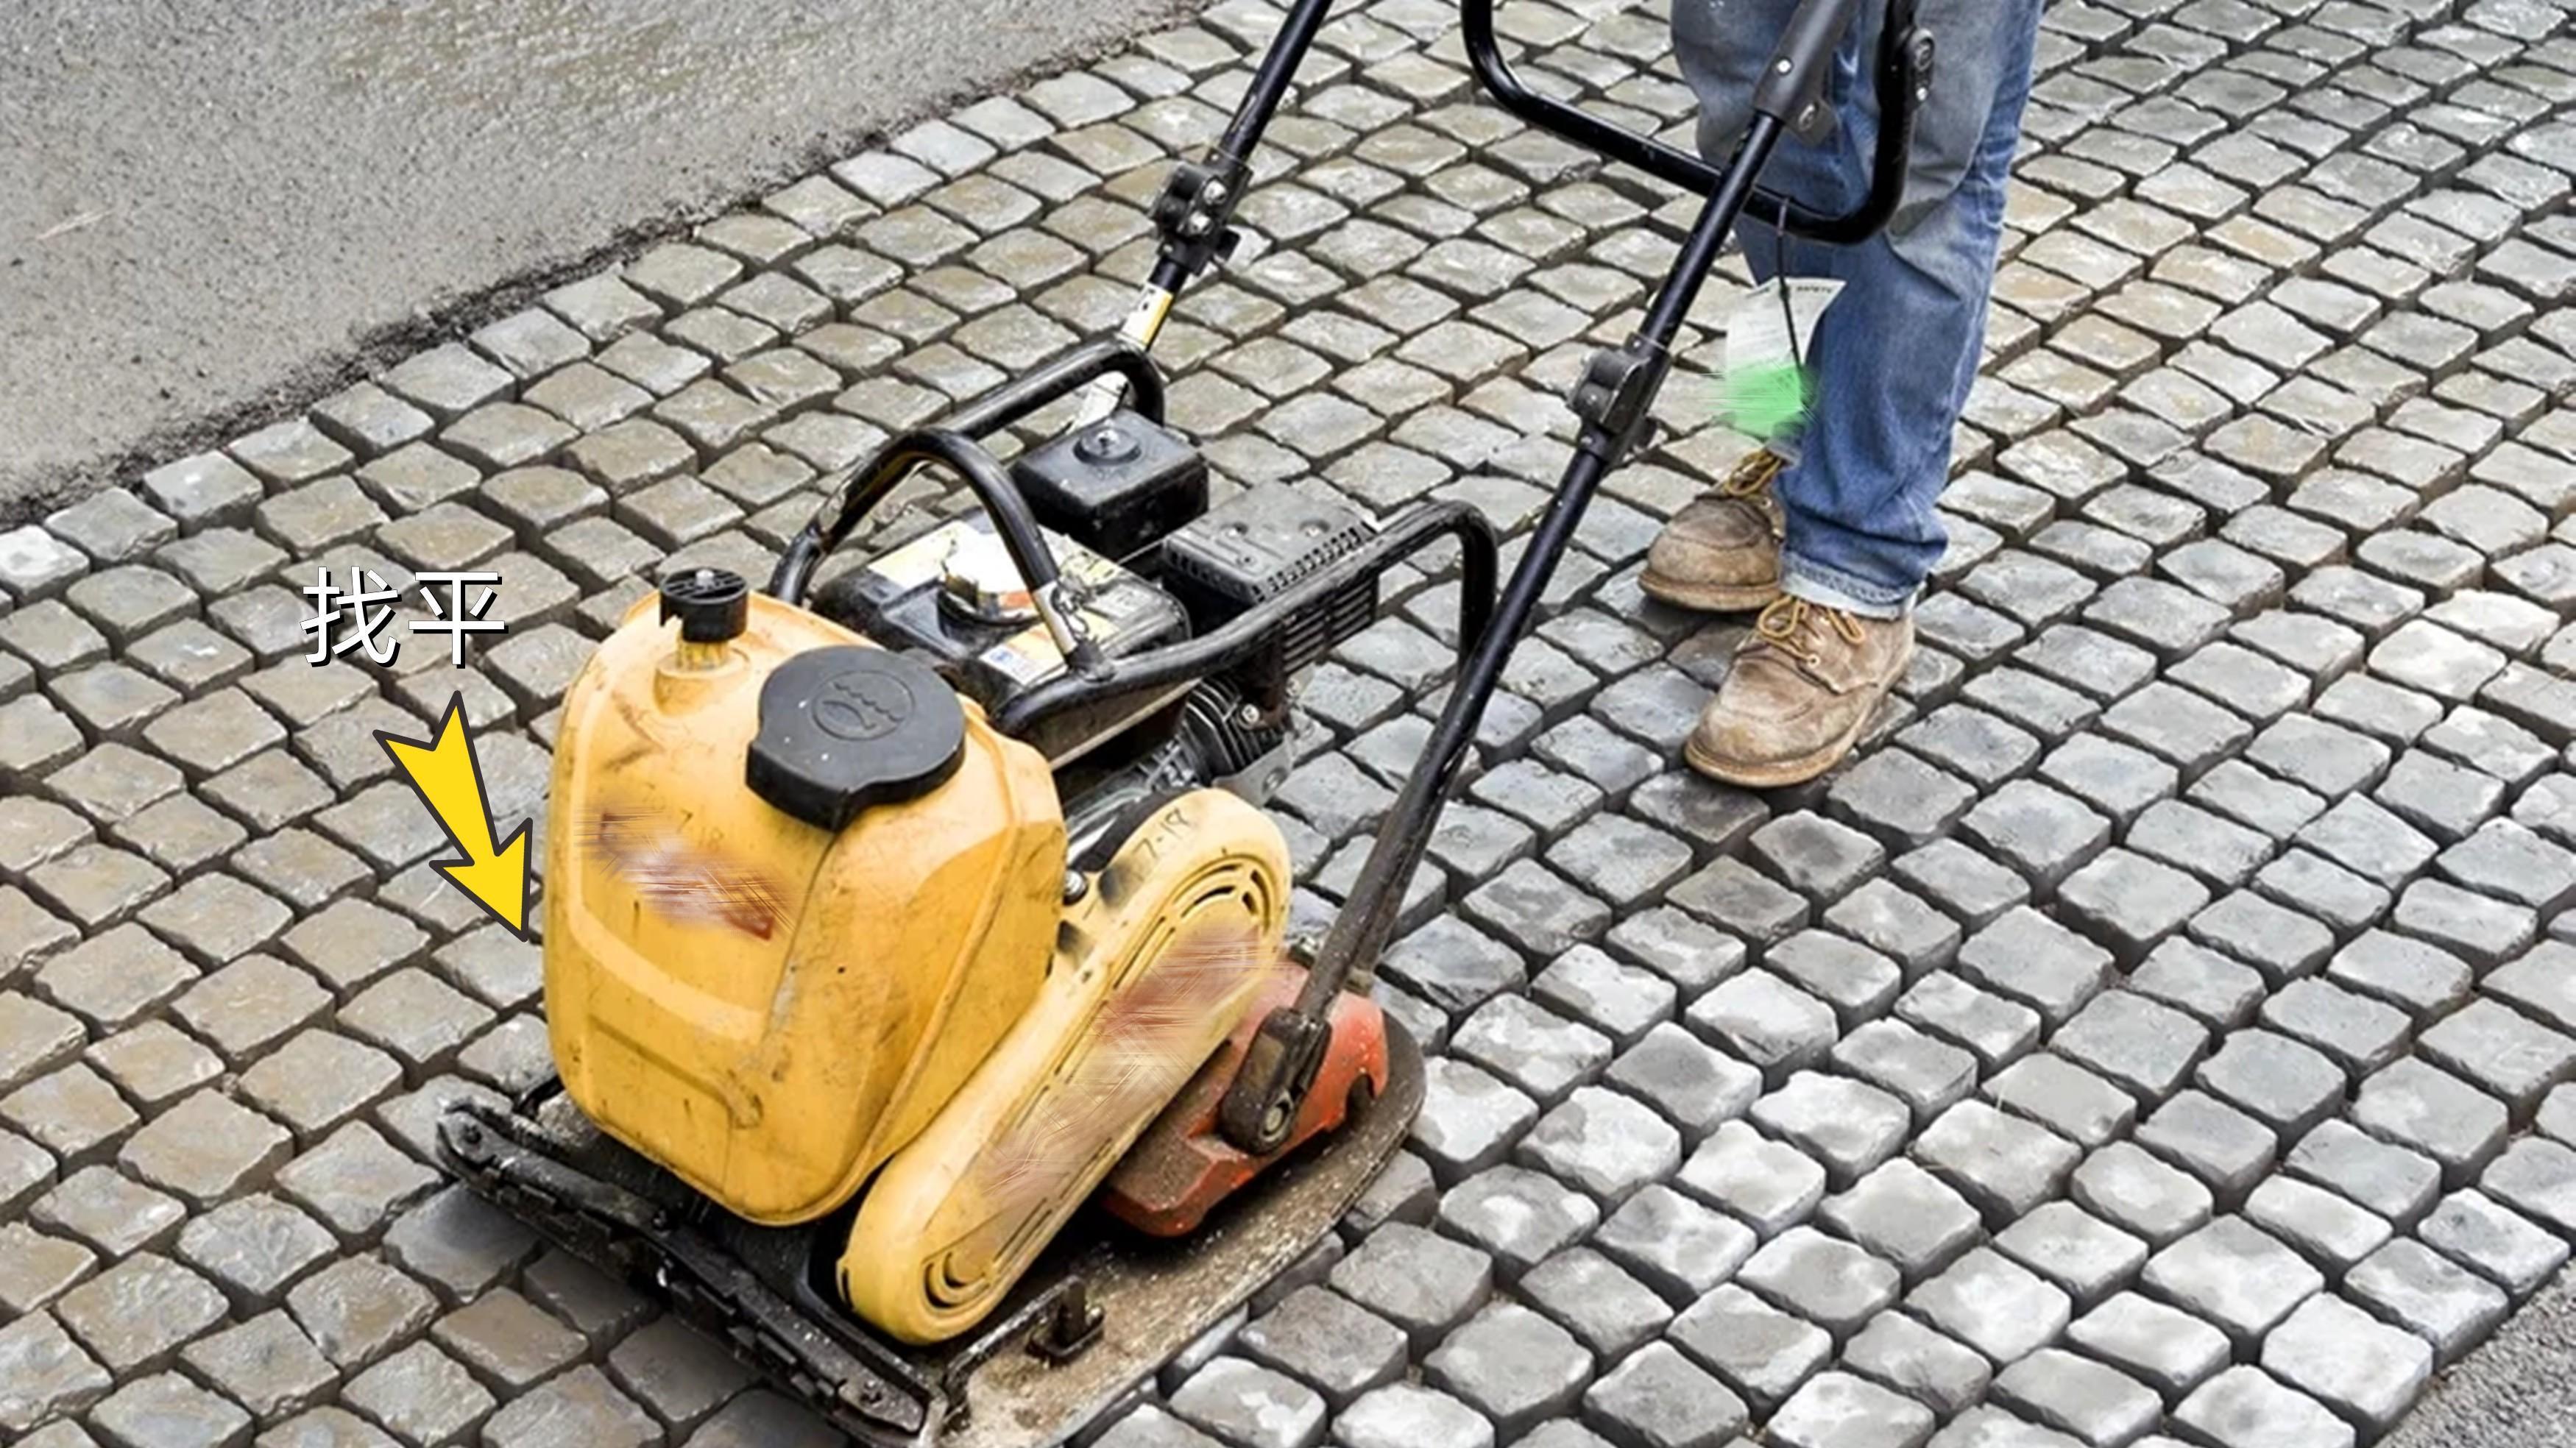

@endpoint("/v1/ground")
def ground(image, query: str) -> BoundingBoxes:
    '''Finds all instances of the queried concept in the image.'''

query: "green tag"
[1719,278,1844,443]
[1724,359,1813,441]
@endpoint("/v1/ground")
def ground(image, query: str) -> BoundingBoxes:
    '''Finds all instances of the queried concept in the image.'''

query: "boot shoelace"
[1752,594,1866,672]
[1716,451,1786,500]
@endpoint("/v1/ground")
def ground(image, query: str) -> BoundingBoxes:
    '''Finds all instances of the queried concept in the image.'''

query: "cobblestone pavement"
[5,1,2576,1446]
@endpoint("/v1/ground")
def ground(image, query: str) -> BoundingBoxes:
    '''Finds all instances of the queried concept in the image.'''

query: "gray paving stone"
[2056,850,2212,962]
[1897,972,2044,1075]
[2067,1291,2232,1405]
[1766,932,1903,1030]
[1665,1282,1827,1414]
[2128,939,2265,1033]
[1685,972,1837,1085]
[1913,1099,2082,1227]
[1891,840,2031,932]
[2187,892,2335,987]
[2260,1293,2432,1440]
[2260,979,2410,1079]
[1170,1356,1328,1448]
[1328,1224,1491,1352]
[1956,907,2113,1029]
[2394,877,2538,967]
[2243,1172,2391,1277]
[1842,1310,1991,1417]
[481,1361,657,1448]
[1582,1341,1747,1448]
[1677,1121,1826,1240]
[90,1369,257,1447]
[1906,1247,2072,1367]
[1993,1201,2148,1314]
[1331,1383,1492,1448]
[1922,1406,2087,1448]
[2324,931,2471,1021]
[1958,781,2112,890]
[1607,1023,1760,1144]
[2195,1031,2348,1143]
[1826,750,1979,851]
[1451,995,1610,1107]
[1521,1249,1671,1362]
[2348,1233,2510,1369]
[2354,1058,2511,1188]
[2142,1217,2324,1351]
[1830,1020,1977,1128]
[1518,1085,1681,1204]
[53,1251,227,1374]
[2037,737,2177,831]
[115,1087,289,1207]
[2136,1089,2282,1206]
[2172,1366,2354,1448]
[1670,859,1811,951]
[1991,1347,2160,1448]
[2481,1136,2576,1240]
[2053,992,2209,1102]
[1238,1286,1406,1411]
[181,1307,335,1421]
[0,1310,113,1434]
[1767,1371,1936,1448]
[1593,1183,1753,1305]
[1983,1054,2137,1151]
[601,1315,752,1430]
[2419,998,2576,1117]
[2438,820,2576,915]
[1435,1165,1599,1280]
[2418,1188,2568,1301]
[1423,1302,1590,1437]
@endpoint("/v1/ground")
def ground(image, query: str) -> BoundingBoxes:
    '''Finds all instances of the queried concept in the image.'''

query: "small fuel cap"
[659,567,750,642]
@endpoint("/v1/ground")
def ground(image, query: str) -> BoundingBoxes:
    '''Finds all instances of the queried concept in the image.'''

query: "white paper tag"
[1725,277,1847,375]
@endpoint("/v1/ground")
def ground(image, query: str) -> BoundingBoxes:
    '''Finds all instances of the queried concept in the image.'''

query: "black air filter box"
[1158,482,1378,692]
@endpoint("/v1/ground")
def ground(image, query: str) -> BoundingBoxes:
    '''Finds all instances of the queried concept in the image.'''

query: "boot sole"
[1682,639,1916,789]
[1640,572,1783,614]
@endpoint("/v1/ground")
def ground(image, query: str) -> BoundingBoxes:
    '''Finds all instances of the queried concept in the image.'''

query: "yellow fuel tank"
[544,591,1066,1226]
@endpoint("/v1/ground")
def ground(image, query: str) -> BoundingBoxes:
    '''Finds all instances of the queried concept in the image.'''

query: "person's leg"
[1661,0,2045,785]
[1672,0,2044,614]
[1735,0,2046,617]
[1640,0,1818,614]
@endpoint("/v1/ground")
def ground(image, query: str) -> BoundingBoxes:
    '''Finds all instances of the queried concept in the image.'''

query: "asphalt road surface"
[0,0,1195,519]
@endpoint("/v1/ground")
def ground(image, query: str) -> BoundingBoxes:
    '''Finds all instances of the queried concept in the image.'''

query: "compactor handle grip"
[1462,0,1932,246]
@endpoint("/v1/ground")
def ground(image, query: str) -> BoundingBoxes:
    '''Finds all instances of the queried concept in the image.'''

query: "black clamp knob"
[659,567,750,643]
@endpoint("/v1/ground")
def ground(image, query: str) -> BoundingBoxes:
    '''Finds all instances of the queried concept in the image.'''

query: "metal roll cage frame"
[756,0,1940,1155]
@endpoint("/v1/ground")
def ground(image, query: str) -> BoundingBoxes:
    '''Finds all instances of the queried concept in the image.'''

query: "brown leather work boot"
[1685,595,1914,788]
[1641,451,1788,613]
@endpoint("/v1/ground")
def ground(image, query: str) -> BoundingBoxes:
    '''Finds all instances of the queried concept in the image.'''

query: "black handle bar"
[1462,0,1933,244]
[766,338,1165,608]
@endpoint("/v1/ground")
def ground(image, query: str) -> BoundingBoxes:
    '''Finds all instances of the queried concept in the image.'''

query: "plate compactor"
[437,0,1933,1441]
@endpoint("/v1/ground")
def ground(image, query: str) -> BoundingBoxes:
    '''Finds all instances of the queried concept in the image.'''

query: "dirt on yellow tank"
[542,591,1066,1227]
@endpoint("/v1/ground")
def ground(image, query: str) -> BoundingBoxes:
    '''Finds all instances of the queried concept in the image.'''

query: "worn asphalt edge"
[2,0,1204,530]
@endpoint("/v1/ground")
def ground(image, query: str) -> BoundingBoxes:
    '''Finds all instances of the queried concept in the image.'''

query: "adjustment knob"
[659,567,750,643]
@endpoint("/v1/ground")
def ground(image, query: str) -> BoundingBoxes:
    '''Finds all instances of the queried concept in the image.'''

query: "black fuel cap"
[659,567,750,643]
[747,647,966,831]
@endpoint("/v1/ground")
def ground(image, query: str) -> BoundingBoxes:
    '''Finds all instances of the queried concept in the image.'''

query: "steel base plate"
[440,1018,1424,1448]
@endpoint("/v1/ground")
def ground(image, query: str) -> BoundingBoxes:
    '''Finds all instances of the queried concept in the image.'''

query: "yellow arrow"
[377,692,532,938]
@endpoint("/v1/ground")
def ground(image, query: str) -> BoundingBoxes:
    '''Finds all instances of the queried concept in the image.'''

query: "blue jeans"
[1674,0,2045,616]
